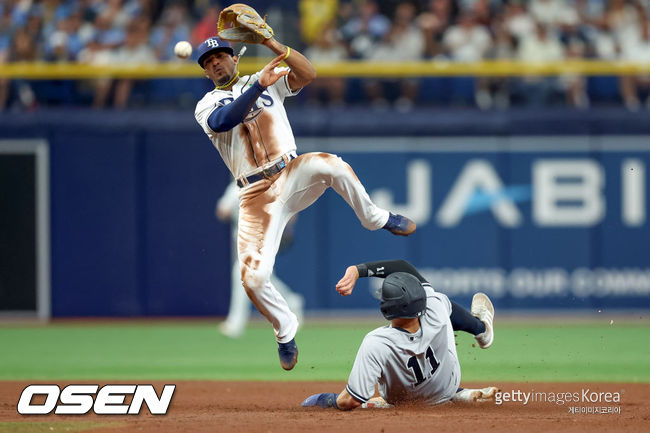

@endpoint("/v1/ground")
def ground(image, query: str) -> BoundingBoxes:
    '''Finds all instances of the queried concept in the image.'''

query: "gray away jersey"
[346,286,461,405]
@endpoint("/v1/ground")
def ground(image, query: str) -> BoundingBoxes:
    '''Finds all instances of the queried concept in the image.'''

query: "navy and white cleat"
[382,213,416,236]
[278,338,298,370]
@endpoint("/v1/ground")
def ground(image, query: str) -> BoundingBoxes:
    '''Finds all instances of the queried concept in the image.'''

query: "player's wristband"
[356,264,369,278]
[283,47,291,60]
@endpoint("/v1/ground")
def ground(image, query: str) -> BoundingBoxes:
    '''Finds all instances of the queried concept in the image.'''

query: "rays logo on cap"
[197,36,233,67]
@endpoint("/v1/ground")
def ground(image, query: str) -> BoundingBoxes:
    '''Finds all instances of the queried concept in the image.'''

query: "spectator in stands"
[528,0,589,108]
[43,7,84,62]
[1,2,41,110]
[560,18,591,108]
[150,1,191,61]
[603,0,642,47]
[191,2,220,47]
[340,0,390,59]
[85,8,127,55]
[85,15,155,109]
[489,11,517,62]
[483,11,516,109]
[111,17,156,108]
[516,21,565,106]
[442,10,492,108]
[599,0,650,110]
[574,0,609,30]
[304,22,348,106]
[529,0,580,30]
[576,0,617,62]
[442,9,491,62]
[462,0,493,26]
[96,0,132,30]
[24,4,46,44]
[6,0,31,28]
[122,0,155,23]
[2,27,40,111]
[417,0,456,58]
[619,16,650,110]
[503,0,535,42]
[77,10,126,108]
[365,1,425,110]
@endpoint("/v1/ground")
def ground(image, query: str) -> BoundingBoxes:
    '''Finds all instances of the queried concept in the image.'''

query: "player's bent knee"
[327,154,359,181]
[310,153,350,180]
[241,264,271,292]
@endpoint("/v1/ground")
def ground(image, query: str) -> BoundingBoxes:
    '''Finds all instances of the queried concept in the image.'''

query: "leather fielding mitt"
[218,3,274,44]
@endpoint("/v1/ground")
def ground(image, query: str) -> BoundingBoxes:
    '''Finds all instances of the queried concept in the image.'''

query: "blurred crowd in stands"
[2,0,650,111]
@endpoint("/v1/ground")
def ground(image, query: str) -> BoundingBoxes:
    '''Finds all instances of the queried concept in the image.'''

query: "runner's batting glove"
[301,393,338,409]
[362,397,394,409]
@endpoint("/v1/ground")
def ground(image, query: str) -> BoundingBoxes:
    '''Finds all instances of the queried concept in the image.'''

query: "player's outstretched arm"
[336,259,427,296]
[357,259,428,283]
[336,389,362,410]
[208,81,268,132]
[336,265,359,296]
[208,55,288,133]
[262,38,316,91]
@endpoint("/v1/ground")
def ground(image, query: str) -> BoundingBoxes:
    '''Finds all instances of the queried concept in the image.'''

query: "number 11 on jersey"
[407,346,439,386]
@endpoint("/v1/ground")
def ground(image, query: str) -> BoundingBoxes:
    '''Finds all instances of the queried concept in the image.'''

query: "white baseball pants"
[237,152,390,343]
[222,259,304,337]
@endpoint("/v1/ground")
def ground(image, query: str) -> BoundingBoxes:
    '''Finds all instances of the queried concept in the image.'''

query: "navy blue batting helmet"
[197,36,234,68]
[380,272,427,320]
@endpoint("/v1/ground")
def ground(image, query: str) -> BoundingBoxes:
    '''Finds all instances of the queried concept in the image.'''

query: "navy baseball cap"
[197,37,234,68]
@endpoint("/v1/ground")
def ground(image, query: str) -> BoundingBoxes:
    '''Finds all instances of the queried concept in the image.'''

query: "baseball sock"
[450,301,486,336]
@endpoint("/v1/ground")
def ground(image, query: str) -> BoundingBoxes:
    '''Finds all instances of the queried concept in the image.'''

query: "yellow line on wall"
[2,59,650,79]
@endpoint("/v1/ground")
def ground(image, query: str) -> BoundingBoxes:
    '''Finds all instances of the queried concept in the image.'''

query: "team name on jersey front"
[218,90,274,122]
[195,69,301,180]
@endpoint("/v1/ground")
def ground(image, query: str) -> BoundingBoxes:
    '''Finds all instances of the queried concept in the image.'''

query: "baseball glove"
[217,3,274,44]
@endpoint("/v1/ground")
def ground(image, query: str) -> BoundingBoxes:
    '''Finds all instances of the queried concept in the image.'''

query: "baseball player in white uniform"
[302,259,497,410]
[194,36,416,370]
[216,181,304,338]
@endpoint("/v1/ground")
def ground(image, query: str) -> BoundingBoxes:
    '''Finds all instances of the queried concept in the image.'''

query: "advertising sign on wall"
[279,136,650,311]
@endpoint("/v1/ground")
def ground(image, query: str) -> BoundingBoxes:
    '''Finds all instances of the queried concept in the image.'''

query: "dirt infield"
[1,381,648,433]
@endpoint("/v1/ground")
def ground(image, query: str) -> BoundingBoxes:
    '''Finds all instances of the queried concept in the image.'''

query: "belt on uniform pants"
[236,154,295,188]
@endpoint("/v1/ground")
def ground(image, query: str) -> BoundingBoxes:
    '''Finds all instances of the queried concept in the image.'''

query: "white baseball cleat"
[451,387,499,403]
[471,292,494,349]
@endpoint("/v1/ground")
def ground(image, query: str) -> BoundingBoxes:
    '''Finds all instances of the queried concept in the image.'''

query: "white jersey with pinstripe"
[194,67,299,180]
[346,285,461,406]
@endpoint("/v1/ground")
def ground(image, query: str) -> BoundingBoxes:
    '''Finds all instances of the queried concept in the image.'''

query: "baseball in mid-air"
[174,41,192,59]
